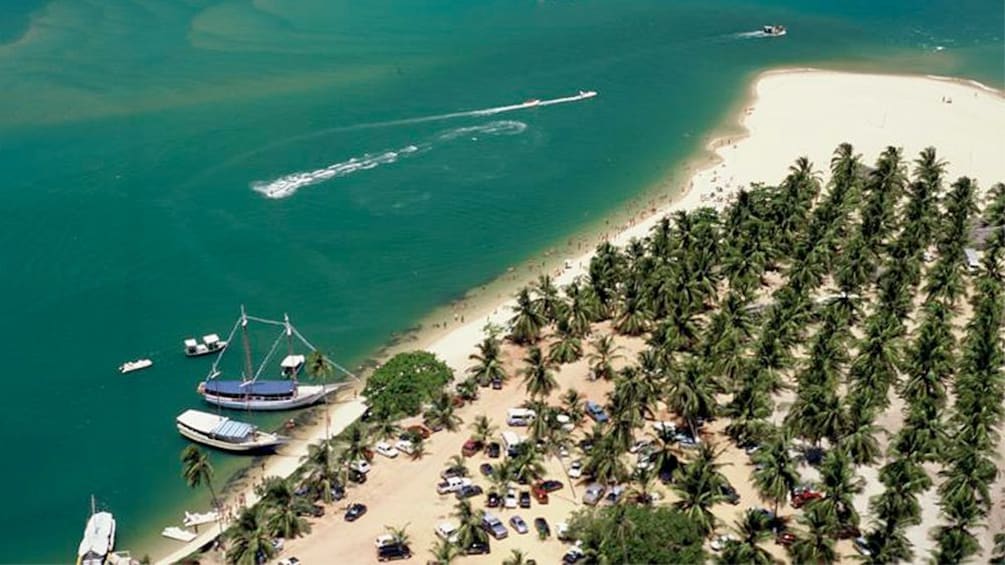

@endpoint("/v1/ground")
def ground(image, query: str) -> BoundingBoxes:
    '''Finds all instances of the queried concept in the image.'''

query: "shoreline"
[148,67,1005,563]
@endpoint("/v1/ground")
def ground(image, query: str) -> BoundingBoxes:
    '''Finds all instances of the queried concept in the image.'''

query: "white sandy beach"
[160,69,1005,565]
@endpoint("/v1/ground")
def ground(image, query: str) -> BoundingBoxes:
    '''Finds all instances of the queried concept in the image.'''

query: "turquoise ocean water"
[0,0,1001,560]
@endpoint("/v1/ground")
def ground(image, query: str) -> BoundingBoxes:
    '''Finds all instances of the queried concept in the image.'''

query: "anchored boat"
[176,409,285,453]
[77,496,115,565]
[197,307,350,411]
[118,359,152,374]
[183,334,227,357]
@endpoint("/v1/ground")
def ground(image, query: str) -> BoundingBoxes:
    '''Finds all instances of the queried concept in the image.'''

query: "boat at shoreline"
[118,359,152,374]
[183,334,227,357]
[176,409,285,452]
[198,307,350,411]
[762,24,786,37]
[77,496,115,565]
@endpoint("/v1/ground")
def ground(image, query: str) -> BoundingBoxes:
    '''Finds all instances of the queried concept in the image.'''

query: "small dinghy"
[183,334,228,357]
[161,526,197,542]
[119,359,153,374]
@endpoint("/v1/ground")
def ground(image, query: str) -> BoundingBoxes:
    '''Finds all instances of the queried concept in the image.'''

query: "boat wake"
[251,120,528,199]
[733,30,775,39]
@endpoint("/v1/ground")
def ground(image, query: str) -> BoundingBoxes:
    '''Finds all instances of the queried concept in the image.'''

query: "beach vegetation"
[362,351,453,420]
[569,504,706,564]
[225,506,275,565]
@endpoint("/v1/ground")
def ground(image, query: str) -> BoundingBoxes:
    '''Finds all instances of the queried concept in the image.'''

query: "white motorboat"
[118,359,152,374]
[77,496,116,565]
[762,24,786,37]
[198,307,350,411]
[183,510,220,528]
[183,334,228,357]
[176,409,285,453]
[161,526,197,542]
[578,90,598,98]
[521,99,542,107]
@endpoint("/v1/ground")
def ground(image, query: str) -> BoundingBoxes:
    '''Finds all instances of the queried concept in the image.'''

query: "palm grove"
[183,143,1005,564]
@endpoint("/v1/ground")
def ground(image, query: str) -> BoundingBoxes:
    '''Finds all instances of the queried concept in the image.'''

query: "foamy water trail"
[252,120,528,199]
[251,145,424,199]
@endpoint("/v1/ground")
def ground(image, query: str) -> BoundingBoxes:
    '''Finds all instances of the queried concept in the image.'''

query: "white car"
[568,460,583,479]
[504,488,518,509]
[350,460,371,474]
[395,439,416,455]
[435,522,459,544]
[375,441,399,459]
[711,534,738,552]
[436,476,472,495]
[374,534,394,548]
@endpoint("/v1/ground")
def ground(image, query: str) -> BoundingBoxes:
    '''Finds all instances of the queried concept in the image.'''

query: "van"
[501,431,524,456]
[506,408,536,427]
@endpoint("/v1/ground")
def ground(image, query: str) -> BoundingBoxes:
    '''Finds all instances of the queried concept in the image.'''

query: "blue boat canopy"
[204,380,296,396]
[211,419,255,441]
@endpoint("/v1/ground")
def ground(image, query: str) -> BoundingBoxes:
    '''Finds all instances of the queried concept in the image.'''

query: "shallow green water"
[0,0,1001,560]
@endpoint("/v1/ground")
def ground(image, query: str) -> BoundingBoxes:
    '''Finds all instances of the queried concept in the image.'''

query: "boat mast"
[241,305,254,383]
[284,313,296,384]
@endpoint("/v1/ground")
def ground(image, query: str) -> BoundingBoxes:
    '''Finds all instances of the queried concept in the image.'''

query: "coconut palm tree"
[300,440,339,504]
[502,549,532,565]
[665,358,717,438]
[226,505,275,565]
[509,287,546,344]
[788,503,837,564]
[257,476,311,539]
[469,414,497,444]
[521,346,558,400]
[548,317,583,365]
[671,444,728,535]
[561,388,586,427]
[180,445,221,536]
[335,422,371,478]
[532,274,566,324]
[468,335,506,386]
[564,280,599,337]
[587,334,623,381]
[751,432,800,516]
[384,523,411,547]
[718,508,775,565]
[423,392,462,432]
[443,455,470,478]
[428,537,462,565]
[452,499,488,551]
[815,449,864,535]
[370,416,402,443]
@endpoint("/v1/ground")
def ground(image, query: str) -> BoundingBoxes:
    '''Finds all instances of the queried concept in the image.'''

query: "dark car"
[578,439,594,454]
[533,517,551,538]
[562,545,585,564]
[480,463,494,477]
[331,483,346,501]
[486,442,501,458]
[490,377,503,390]
[721,484,740,505]
[519,490,531,508]
[377,543,412,562]
[465,540,491,555]
[487,491,501,508]
[298,504,325,518]
[537,480,563,493]
[455,485,484,500]
[462,439,484,457]
[345,503,368,522]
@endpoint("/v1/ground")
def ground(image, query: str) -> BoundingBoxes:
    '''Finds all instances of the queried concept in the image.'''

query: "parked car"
[344,503,367,522]
[585,401,609,423]
[299,504,324,518]
[790,487,823,509]
[720,484,740,505]
[562,544,585,564]
[330,483,346,501]
[486,442,501,458]
[481,512,509,540]
[437,477,472,495]
[509,515,529,534]
[533,517,551,538]
[568,460,583,479]
[711,534,738,552]
[374,534,394,548]
[350,460,371,474]
[537,480,564,493]
[375,441,399,459]
[480,463,494,477]
[531,485,549,504]
[440,466,466,481]
[578,439,594,454]
[555,521,571,541]
[462,439,484,457]
[583,483,605,506]
[435,522,459,544]
[490,377,503,390]
[519,490,531,508]
[455,485,483,500]
[277,558,300,565]
[504,488,518,508]
[486,491,501,508]
[395,439,416,456]
[348,469,367,484]
[465,540,491,555]
[406,424,433,439]
[853,536,872,557]
[604,485,624,505]
[377,543,411,562]
[776,531,796,546]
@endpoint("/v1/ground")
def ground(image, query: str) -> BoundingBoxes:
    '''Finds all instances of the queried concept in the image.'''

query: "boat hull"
[201,384,340,411]
[176,424,284,453]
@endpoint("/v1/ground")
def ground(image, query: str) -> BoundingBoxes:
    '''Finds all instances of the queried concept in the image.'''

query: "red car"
[791,489,823,509]
[776,531,796,546]
[462,439,484,457]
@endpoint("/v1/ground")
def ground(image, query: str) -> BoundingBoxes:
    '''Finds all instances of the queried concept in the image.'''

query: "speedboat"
[762,24,786,37]
[578,90,598,98]
[161,526,197,542]
[522,99,541,107]
[183,334,228,357]
[176,409,285,453]
[77,497,115,565]
[119,359,153,374]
